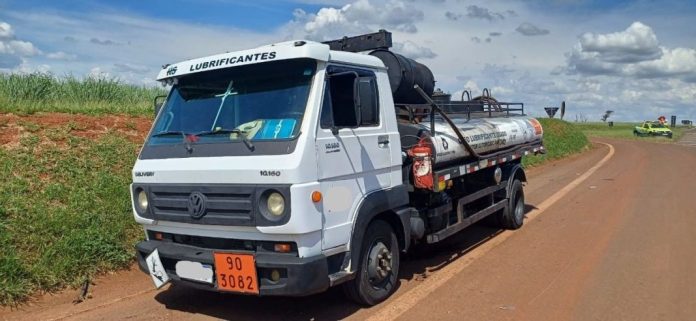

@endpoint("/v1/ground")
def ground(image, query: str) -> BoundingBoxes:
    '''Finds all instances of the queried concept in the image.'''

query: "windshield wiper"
[196,129,255,151]
[151,130,194,153]
[152,130,187,138]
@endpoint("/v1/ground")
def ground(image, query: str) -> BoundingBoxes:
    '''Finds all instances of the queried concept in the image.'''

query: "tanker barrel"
[369,50,435,104]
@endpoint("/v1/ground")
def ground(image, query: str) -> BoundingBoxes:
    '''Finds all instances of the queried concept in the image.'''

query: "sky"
[1,0,696,121]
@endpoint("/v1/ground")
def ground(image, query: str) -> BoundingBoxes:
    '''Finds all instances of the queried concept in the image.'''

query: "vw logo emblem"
[188,192,207,219]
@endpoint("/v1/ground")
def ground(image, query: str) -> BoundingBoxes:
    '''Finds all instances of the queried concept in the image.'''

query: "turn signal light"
[153,232,163,240]
[274,243,292,253]
[311,191,322,203]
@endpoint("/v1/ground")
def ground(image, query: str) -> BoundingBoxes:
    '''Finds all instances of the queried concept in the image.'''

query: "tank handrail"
[461,90,472,101]
[413,85,481,160]
[395,102,526,120]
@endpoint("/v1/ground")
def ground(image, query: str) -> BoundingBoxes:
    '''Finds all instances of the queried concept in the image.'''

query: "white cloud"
[46,51,77,61]
[465,5,506,22]
[578,22,661,63]
[445,5,513,22]
[566,22,696,83]
[515,23,550,36]
[14,62,50,74]
[392,40,436,59]
[289,0,423,41]
[88,66,110,79]
[631,47,696,79]
[0,22,15,39]
[0,21,41,69]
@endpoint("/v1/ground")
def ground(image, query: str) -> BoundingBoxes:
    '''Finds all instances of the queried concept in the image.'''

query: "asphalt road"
[3,139,695,321]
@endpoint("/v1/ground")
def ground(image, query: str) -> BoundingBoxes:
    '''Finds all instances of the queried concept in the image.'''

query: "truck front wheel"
[343,220,400,306]
[499,179,525,230]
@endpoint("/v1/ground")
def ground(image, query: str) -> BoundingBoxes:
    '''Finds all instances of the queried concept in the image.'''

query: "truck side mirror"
[153,95,167,117]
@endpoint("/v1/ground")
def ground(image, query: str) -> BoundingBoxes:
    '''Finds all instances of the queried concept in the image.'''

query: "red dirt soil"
[0,112,152,146]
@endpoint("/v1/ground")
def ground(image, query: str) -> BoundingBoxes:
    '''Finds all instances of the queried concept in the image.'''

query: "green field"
[0,127,142,305]
[575,122,690,141]
[0,73,164,115]
[523,118,590,167]
[0,73,154,305]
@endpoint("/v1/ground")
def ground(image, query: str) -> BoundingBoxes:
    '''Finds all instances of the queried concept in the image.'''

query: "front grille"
[148,185,256,226]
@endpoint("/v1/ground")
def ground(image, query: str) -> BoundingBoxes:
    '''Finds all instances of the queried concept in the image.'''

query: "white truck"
[132,31,544,305]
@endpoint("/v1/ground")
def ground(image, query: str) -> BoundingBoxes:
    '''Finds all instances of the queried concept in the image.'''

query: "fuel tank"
[369,49,435,104]
[404,116,543,166]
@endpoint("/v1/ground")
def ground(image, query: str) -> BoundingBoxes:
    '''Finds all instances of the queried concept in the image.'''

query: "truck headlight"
[136,189,149,212]
[259,190,287,221]
[267,192,285,216]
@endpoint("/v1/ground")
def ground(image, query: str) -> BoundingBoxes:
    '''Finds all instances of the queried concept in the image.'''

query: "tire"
[633,130,638,136]
[343,220,400,306]
[499,179,525,230]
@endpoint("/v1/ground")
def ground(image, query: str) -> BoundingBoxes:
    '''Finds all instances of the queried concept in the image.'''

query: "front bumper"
[136,240,329,296]
[650,131,672,136]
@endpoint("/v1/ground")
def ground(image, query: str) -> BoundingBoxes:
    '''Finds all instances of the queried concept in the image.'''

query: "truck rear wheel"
[343,220,400,306]
[499,179,525,230]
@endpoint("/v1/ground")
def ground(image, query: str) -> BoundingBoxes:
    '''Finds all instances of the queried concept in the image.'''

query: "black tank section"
[369,49,435,104]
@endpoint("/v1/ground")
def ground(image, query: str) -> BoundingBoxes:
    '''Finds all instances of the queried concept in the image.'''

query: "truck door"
[315,67,392,250]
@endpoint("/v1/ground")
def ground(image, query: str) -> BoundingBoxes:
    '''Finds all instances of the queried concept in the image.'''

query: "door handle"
[378,135,389,148]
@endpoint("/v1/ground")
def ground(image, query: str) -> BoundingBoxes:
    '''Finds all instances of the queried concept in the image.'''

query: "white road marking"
[367,142,616,321]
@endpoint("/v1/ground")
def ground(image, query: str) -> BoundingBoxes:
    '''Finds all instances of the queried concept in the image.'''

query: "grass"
[0,73,165,115]
[0,125,142,305]
[574,122,690,141]
[524,118,590,167]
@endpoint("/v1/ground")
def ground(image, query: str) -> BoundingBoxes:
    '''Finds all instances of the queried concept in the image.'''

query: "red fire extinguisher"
[408,139,434,190]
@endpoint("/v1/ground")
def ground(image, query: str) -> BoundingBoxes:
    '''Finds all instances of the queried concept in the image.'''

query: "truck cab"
[133,39,407,301]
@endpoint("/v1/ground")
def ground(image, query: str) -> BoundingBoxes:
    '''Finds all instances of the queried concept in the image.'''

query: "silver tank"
[414,116,543,165]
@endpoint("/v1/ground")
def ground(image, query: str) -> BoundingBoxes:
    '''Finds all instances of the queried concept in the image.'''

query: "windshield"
[148,59,316,146]
[651,123,666,128]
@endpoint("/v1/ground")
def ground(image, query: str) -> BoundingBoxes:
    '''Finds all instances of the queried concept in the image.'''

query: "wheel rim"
[366,241,393,287]
[514,191,524,223]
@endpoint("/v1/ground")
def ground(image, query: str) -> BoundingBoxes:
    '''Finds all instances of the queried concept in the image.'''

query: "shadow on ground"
[153,205,537,320]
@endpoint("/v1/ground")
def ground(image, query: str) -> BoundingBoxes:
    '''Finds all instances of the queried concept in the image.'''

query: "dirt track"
[2,138,696,321]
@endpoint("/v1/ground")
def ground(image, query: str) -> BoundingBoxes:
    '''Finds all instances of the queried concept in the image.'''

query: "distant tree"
[601,110,614,122]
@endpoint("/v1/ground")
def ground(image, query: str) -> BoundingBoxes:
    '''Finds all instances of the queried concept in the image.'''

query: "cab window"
[320,66,379,129]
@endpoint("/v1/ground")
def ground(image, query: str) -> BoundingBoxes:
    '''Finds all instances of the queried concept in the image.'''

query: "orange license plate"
[213,252,259,294]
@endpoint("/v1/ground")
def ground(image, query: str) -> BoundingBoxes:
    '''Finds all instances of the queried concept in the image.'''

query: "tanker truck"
[131,30,545,306]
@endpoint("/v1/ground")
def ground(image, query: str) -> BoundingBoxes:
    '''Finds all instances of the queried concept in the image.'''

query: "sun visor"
[157,41,330,81]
